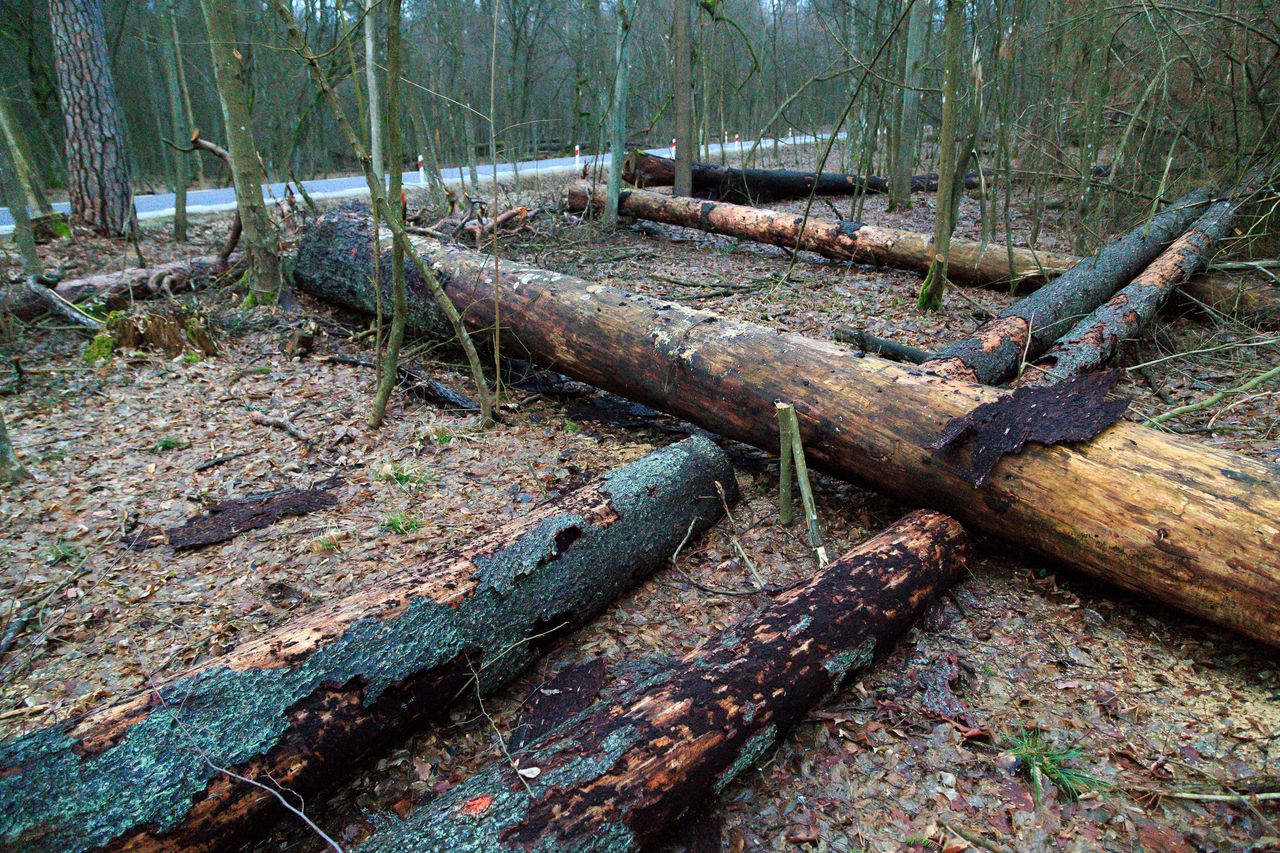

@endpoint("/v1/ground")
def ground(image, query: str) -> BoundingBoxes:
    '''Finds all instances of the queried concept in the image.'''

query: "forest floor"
[2,147,1278,852]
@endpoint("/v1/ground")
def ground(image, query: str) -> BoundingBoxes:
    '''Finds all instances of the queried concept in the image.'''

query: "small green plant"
[429,427,453,446]
[1010,729,1105,801]
[39,449,68,463]
[377,461,434,487]
[44,539,83,566]
[381,512,423,534]
[151,436,188,453]
[83,332,115,364]
[562,418,582,434]
[182,351,203,365]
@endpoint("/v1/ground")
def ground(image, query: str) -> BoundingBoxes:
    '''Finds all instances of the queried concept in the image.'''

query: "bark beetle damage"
[0,438,735,853]
[126,477,342,550]
[357,512,967,853]
[930,370,1131,486]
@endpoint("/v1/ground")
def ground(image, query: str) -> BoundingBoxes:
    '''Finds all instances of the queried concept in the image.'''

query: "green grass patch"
[381,512,423,534]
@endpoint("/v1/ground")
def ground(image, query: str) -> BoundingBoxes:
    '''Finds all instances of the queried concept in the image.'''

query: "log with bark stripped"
[359,510,968,852]
[564,183,1275,319]
[0,253,246,321]
[622,151,980,203]
[1019,197,1239,386]
[0,437,735,852]
[293,207,1280,646]
[921,190,1212,384]
[567,182,1071,287]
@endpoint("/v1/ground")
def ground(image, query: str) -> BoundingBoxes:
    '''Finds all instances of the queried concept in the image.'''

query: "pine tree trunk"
[0,438,735,852]
[566,182,1278,322]
[199,0,281,303]
[1018,197,1238,386]
[622,151,979,204]
[293,208,1280,647]
[922,189,1211,384]
[360,511,967,851]
[49,0,135,237]
[567,182,1066,287]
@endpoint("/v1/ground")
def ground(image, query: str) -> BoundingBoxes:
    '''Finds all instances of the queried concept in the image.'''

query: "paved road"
[0,134,830,233]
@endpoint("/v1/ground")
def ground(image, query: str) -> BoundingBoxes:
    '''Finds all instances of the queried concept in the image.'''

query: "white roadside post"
[575,144,581,170]
[418,154,425,186]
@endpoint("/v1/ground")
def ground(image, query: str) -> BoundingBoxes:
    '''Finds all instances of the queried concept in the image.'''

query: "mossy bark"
[359,511,967,852]
[0,437,735,851]
[292,207,1280,646]
[922,189,1212,384]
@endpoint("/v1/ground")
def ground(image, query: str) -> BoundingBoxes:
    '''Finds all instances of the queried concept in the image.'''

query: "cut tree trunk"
[0,254,245,322]
[564,183,1275,319]
[359,510,968,852]
[1019,197,1239,386]
[622,151,979,204]
[567,182,1071,287]
[293,207,1280,646]
[921,190,1212,385]
[0,437,735,852]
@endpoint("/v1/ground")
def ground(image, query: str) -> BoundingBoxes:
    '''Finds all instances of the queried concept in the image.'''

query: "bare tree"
[604,0,634,227]
[48,0,135,236]
[917,0,962,311]
[672,0,693,196]
[199,0,281,303]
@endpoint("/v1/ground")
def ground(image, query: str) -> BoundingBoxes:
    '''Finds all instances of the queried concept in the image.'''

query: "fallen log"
[293,207,1280,646]
[921,190,1212,384]
[832,327,932,363]
[0,253,246,321]
[0,436,734,852]
[622,151,980,203]
[567,182,1071,287]
[564,183,1276,319]
[1019,197,1239,386]
[359,510,968,851]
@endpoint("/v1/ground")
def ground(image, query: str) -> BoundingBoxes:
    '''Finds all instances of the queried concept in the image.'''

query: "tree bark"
[49,0,135,237]
[199,0,281,303]
[604,0,633,227]
[922,189,1211,384]
[622,151,979,204]
[566,182,1277,322]
[360,511,967,852]
[293,207,1280,646]
[0,409,29,486]
[160,1,187,243]
[672,0,693,198]
[917,0,965,312]
[1019,198,1239,386]
[567,182,1072,287]
[0,437,735,852]
[888,0,929,212]
[1,254,245,321]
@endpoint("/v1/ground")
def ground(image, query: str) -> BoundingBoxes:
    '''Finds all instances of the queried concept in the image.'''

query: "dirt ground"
[2,151,1278,852]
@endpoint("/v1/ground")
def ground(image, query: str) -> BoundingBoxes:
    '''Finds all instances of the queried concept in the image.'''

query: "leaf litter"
[1,162,1277,852]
